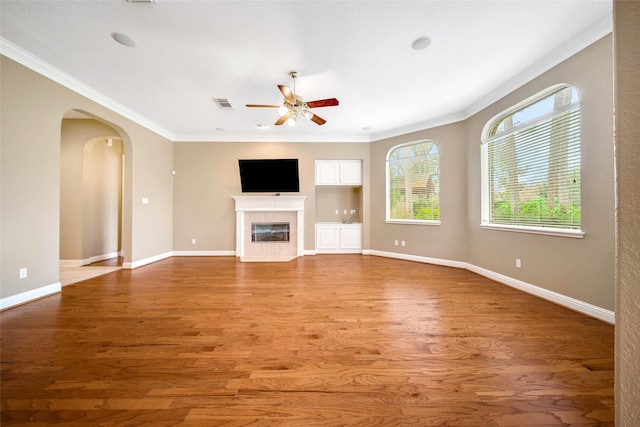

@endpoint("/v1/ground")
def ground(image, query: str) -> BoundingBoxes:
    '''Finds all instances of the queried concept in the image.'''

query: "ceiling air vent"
[214,98,234,110]
[127,0,157,3]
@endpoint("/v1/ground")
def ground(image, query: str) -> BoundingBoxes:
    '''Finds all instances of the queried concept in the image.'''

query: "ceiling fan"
[246,71,339,126]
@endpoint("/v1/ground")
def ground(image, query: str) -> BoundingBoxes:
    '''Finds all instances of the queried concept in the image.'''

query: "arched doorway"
[59,110,131,283]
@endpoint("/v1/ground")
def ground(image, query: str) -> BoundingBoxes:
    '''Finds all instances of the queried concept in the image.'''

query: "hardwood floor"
[1,255,614,426]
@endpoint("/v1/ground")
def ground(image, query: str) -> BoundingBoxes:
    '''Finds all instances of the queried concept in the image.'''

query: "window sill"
[480,223,585,238]
[386,220,442,226]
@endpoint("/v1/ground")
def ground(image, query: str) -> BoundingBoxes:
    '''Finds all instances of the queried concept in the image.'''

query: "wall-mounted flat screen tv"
[238,159,300,193]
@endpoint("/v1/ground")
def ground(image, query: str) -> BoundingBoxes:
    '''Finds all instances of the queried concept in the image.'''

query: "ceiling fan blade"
[309,113,326,126]
[246,104,280,108]
[278,85,295,103]
[274,113,290,126]
[306,98,339,108]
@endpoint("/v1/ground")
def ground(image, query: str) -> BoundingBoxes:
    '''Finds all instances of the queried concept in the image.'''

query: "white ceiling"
[0,0,612,143]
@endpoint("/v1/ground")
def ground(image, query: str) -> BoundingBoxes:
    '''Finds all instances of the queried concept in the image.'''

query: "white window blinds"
[481,86,581,230]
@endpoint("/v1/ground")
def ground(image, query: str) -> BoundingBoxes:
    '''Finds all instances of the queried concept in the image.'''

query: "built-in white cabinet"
[315,223,362,254]
[315,160,362,186]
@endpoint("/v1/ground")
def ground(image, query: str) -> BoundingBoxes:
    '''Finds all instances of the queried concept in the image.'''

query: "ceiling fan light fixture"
[248,71,337,127]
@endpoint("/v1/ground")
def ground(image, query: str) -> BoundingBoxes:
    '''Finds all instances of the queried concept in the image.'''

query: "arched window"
[386,140,440,223]
[481,85,582,235]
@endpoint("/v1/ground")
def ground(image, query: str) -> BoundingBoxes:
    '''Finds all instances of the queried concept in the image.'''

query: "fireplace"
[252,223,290,242]
[232,196,306,262]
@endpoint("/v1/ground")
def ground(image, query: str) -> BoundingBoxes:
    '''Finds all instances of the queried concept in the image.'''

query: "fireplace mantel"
[232,195,306,212]
[232,196,306,261]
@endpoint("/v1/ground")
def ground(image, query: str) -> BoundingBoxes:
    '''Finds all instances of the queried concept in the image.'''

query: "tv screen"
[238,159,300,193]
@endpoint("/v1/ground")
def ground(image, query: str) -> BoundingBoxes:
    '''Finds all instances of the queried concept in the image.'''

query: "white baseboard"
[60,252,120,267]
[465,264,615,324]
[86,252,119,265]
[368,250,468,269]
[122,251,173,269]
[0,282,61,311]
[173,250,236,257]
[369,250,615,324]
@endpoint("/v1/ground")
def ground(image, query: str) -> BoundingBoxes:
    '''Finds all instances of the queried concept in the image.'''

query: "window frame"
[480,84,585,238]
[385,140,442,226]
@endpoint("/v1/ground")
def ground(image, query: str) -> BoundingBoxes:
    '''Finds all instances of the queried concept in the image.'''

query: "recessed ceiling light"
[411,36,431,51]
[216,128,225,132]
[111,32,137,48]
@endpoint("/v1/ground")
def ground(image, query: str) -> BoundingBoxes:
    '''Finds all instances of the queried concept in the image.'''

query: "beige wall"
[172,142,370,252]
[315,187,362,223]
[82,137,123,262]
[370,122,468,261]
[465,35,615,311]
[0,56,174,301]
[614,1,640,425]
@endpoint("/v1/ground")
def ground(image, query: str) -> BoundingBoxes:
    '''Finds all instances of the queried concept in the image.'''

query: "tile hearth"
[232,196,306,262]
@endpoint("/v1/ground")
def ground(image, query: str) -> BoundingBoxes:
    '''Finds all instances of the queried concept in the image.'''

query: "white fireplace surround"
[232,196,306,261]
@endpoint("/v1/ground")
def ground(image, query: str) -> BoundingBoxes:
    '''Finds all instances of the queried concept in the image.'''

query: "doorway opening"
[60,110,130,284]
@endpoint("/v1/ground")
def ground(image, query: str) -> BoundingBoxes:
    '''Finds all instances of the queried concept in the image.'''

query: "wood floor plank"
[1,255,614,425]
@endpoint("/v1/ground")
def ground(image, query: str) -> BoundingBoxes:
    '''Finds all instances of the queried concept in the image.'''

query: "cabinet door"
[339,225,362,250]
[315,225,340,250]
[339,160,362,185]
[315,161,339,185]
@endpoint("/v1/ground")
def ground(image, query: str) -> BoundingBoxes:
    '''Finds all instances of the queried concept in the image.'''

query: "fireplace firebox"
[251,223,291,242]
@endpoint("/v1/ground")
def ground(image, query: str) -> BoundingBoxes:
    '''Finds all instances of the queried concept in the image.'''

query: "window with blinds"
[387,141,440,223]
[481,85,581,232]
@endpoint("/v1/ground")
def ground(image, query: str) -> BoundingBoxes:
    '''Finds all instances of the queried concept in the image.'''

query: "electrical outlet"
[394,240,399,246]
[401,240,406,247]
[350,210,355,215]
[19,268,27,279]
[516,258,522,269]
[192,238,196,245]
[335,209,339,215]
[343,209,347,214]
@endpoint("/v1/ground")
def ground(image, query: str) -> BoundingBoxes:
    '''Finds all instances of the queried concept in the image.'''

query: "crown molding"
[369,112,467,142]
[462,12,613,122]
[172,132,371,143]
[0,37,175,141]
[370,12,613,143]
[2,11,612,145]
